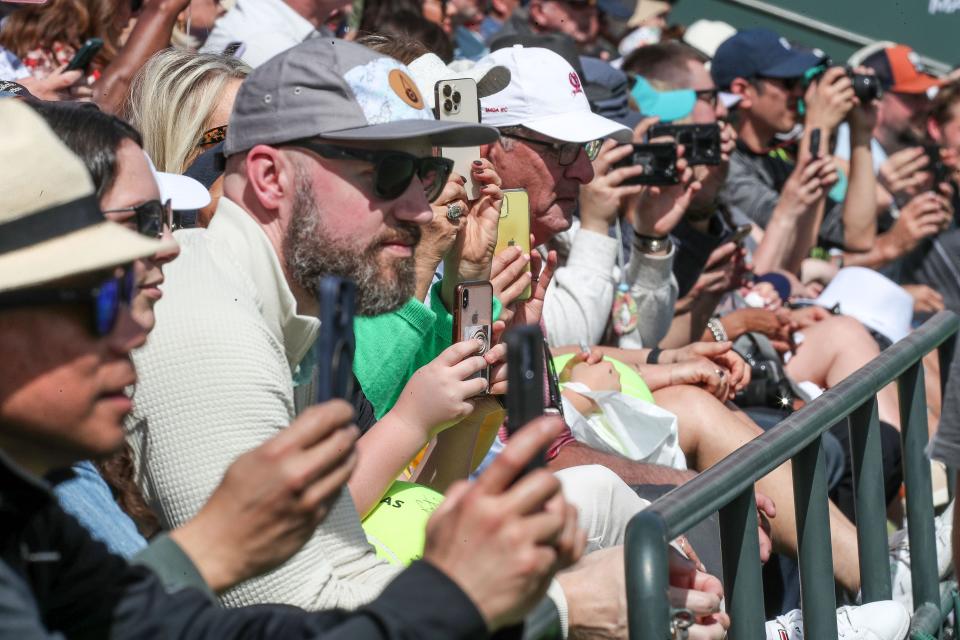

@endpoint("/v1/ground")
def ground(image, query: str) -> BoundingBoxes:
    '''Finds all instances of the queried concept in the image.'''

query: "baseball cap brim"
[319,119,501,146]
[523,110,632,143]
[0,220,171,293]
[891,74,943,94]
[761,50,822,79]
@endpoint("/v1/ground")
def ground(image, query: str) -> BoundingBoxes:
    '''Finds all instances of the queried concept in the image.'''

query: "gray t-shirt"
[929,348,960,467]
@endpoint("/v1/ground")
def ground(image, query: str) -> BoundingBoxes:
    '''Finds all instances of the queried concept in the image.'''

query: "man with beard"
[124,37,565,614]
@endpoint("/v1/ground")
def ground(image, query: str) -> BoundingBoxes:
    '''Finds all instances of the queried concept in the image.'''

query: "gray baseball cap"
[224,39,500,156]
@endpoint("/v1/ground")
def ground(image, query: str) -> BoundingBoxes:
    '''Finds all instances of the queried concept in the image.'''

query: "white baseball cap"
[144,153,211,211]
[477,45,632,144]
[682,20,737,60]
[815,267,914,343]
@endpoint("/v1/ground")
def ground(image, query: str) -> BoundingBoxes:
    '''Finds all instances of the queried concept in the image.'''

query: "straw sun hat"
[0,100,166,293]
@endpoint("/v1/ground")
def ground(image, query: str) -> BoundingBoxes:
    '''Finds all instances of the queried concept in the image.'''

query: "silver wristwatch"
[634,234,672,254]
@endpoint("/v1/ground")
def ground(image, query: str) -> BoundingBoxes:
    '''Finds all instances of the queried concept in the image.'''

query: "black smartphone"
[504,325,546,473]
[222,41,246,58]
[649,123,721,166]
[809,128,822,161]
[315,276,356,403]
[615,142,680,185]
[66,38,104,72]
[925,144,951,185]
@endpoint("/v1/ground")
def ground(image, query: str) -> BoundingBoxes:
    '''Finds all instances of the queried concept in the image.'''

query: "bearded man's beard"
[284,174,420,316]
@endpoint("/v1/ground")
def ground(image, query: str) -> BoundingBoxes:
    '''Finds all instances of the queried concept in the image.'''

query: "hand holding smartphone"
[452,281,493,389]
[613,142,680,185]
[808,128,822,161]
[315,276,356,403]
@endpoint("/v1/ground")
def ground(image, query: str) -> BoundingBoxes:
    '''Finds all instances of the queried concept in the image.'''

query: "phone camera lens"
[442,85,452,97]
[444,99,453,112]
[452,91,461,103]
[462,290,470,308]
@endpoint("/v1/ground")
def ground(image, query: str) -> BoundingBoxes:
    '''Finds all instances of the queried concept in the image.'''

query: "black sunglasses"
[0,269,134,337]
[695,88,719,107]
[286,140,454,202]
[102,199,173,238]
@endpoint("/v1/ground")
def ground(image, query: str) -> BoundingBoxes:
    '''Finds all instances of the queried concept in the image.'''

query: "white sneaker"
[765,601,910,639]
[890,500,953,609]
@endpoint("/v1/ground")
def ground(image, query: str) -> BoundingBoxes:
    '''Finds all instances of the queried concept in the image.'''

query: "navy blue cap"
[711,28,822,91]
[597,0,631,20]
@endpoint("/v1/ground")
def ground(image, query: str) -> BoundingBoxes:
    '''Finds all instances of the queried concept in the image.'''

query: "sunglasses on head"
[197,125,227,149]
[102,199,174,238]
[0,268,134,337]
[286,139,454,202]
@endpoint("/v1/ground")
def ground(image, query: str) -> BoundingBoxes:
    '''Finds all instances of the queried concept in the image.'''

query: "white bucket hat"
[815,267,914,343]
[477,45,632,143]
[407,53,513,111]
[0,101,166,293]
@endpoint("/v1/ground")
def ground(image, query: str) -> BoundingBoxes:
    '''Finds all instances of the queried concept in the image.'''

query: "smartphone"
[649,123,721,166]
[452,281,493,389]
[925,144,951,185]
[615,142,679,185]
[436,78,482,200]
[66,38,104,72]
[504,324,546,472]
[494,189,532,301]
[722,223,753,246]
[809,128,822,161]
[315,276,357,403]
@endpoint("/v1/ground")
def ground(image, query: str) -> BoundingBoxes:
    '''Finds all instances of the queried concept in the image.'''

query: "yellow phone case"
[495,189,532,300]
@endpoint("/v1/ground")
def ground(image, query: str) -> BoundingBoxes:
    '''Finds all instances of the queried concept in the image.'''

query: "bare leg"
[654,384,862,593]
[786,315,901,429]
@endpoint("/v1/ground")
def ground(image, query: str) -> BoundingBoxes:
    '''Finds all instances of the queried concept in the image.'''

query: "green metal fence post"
[898,363,941,610]
[938,335,955,399]
[626,510,671,640]
[792,435,839,638]
[848,399,893,602]
[718,488,766,639]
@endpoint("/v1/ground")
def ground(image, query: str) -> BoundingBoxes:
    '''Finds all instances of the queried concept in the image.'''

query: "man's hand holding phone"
[423,415,584,631]
[627,144,702,238]
[578,139,647,234]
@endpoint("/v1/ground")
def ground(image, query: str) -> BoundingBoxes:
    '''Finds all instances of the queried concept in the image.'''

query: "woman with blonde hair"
[125,48,250,174]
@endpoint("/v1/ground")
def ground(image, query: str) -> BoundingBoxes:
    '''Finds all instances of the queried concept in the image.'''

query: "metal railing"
[625,311,959,639]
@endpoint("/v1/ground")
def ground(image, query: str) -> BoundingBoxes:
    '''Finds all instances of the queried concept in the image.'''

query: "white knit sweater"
[127,198,401,610]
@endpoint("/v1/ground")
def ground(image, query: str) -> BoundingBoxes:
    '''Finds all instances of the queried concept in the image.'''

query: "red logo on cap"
[569,72,583,96]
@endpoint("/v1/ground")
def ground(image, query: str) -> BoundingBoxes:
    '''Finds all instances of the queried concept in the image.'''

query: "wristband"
[707,318,728,343]
[634,234,672,255]
[646,348,663,365]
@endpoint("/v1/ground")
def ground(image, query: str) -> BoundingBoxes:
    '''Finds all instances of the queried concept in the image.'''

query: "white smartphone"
[435,78,482,200]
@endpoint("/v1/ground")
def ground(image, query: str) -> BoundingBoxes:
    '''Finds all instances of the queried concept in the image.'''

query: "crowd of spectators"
[2,0,960,638]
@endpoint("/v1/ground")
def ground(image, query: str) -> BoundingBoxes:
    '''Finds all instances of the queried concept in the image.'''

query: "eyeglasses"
[103,199,174,238]
[287,140,455,202]
[501,132,603,166]
[695,88,719,108]
[197,125,227,149]
[0,269,134,337]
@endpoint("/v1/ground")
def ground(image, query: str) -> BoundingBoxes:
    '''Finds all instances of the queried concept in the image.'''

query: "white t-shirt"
[199,0,318,68]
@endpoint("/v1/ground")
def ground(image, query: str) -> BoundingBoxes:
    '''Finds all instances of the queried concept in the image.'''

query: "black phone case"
[66,38,104,72]
[649,123,721,166]
[504,325,546,473]
[809,129,822,161]
[616,142,680,185]
[315,276,356,403]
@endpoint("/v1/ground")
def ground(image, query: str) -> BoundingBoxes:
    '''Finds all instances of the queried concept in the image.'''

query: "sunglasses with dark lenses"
[0,268,134,337]
[501,132,603,166]
[287,140,455,202]
[695,89,719,108]
[102,199,173,238]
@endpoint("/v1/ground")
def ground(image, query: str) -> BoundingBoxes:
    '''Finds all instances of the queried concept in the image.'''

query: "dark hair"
[357,32,432,65]
[29,102,143,199]
[27,101,160,538]
[931,80,960,127]
[362,10,454,63]
[358,0,422,33]
[621,40,707,89]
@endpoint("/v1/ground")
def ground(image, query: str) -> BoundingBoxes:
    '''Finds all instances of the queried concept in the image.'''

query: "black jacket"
[0,451,504,640]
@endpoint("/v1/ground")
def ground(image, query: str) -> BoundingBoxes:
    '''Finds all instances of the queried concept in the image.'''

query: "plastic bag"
[564,382,686,469]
